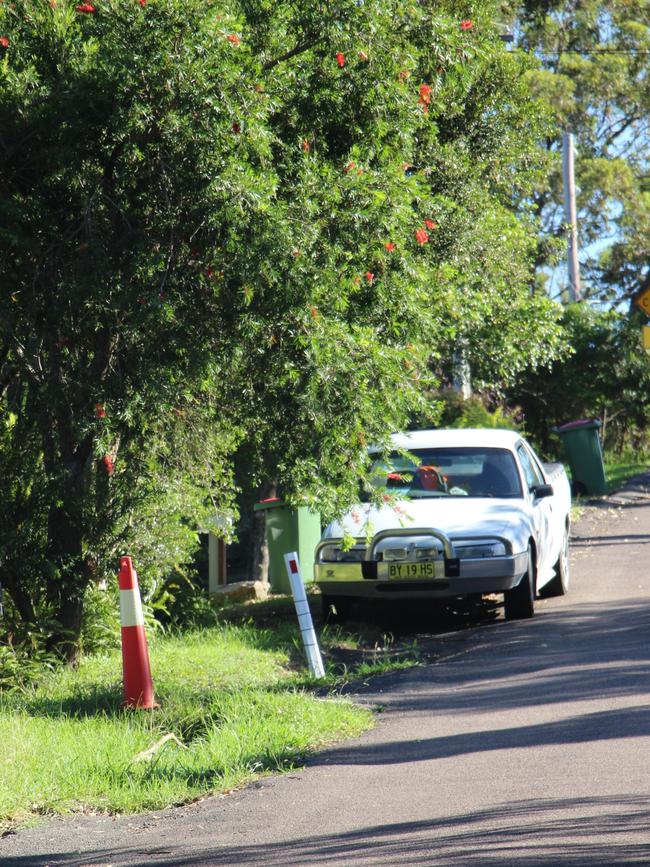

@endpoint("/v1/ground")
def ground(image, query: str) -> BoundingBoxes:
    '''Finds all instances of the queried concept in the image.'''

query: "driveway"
[3,473,650,866]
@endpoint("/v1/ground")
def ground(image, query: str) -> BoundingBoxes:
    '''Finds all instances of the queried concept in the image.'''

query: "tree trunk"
[47,593,85,665]
[42,449,94,662]
[1,571,37,625]
[248,481,277,584]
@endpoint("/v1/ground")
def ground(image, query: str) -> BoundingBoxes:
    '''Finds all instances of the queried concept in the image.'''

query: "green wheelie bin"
[554,418,607,496]
[253,499,321,594]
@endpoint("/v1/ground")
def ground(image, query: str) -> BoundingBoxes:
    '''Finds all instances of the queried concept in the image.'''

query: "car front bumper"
[314,527,529,600]
[315,555,528,598]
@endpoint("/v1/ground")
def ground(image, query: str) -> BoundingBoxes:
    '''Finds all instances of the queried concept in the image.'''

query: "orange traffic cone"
[119,556,156,709]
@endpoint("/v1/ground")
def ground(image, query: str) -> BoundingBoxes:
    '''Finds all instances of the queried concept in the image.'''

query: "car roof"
[381,428,522,451]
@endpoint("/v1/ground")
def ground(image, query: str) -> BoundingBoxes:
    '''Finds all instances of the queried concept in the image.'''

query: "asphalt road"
[3,473,650,867]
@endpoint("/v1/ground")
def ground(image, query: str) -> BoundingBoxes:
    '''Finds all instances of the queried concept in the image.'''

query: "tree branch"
[602,114,641,150]
[264,40,317,71]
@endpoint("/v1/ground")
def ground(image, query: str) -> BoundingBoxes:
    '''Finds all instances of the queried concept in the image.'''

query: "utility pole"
[452,341,472,399]
[562,132,581,302]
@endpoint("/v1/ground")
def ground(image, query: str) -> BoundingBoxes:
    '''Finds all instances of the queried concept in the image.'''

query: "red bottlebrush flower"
[206,267,216,279]
[102,454,115,476]
[415,228,429,245]
[358,50,368,61]
[301,138,310,152]
[343,161,355,174]
[0,36,9,48]
[419,83,432,105]
[49,0,57,7]
[398,69,410,81]
[75,3,96,12]
[227,33,241,45]
[460,19,473,30]
[384,241,396,253]
[365,271,374,284]
[139,0,146,6]
[309,305,319,320]
[335,51,345,68]
[95,403,106,419]
[232,122,241,134]
[424,219,437,230]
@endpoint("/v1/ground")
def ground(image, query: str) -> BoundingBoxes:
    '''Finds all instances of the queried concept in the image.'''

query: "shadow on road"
[4,795,650,866]
[339,596,650,708]
[570,533,650,547]
[315,702,650,765]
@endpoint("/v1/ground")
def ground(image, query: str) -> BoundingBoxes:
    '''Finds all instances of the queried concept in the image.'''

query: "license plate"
[387,562,437,579]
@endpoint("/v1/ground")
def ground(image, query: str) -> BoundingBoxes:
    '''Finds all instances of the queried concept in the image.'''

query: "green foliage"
[435,390,524,430]
[513,0,650,302]
[226,0,566,518]
[0,644,59,694]
[456,400,523,431]
[146,568,220,631]
[0,0,567,654]
[0,0,262,653]
[508,305,650,454]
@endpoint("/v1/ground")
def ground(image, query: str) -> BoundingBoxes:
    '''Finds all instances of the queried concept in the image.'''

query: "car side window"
[526,444,548,484]
[517,443,544,490]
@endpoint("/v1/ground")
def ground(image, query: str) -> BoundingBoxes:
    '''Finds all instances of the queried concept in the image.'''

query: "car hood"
[324,497,530,548]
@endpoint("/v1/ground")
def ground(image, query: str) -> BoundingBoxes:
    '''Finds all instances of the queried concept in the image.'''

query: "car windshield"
[364,447,523,500]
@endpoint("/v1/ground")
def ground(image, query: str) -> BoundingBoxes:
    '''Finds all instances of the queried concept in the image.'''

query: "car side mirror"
[532,483,554,499]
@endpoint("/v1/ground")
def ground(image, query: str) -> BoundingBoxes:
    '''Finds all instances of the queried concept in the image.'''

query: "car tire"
[321,593,353,622]
[504,546,535,620]
[540,529,570,598]
[571,480,587,497]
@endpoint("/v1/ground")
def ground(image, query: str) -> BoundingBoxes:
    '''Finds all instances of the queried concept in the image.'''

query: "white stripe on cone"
[120,588,145,628]
[284,552,325,679]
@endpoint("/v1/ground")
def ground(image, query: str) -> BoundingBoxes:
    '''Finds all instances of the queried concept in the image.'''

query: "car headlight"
[379,545,442,562]
[454,540,508,558]
[382,547,408,562]
[416,547,442,560]
[318,545,365,563]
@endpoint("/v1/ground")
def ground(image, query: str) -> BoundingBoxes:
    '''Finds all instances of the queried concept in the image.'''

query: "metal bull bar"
[315,527,461,578]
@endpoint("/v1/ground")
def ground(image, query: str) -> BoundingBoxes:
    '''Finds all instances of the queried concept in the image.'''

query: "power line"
[540,47,650,56]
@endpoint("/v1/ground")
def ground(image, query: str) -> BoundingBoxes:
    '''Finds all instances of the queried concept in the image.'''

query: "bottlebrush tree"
[0,0,564,656]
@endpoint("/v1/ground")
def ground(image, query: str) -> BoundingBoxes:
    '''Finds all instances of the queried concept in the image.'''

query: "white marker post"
[284,552,325,679]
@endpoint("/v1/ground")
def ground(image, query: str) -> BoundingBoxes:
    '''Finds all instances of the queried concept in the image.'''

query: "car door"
[526,441,563,559]
[516,441,554,576]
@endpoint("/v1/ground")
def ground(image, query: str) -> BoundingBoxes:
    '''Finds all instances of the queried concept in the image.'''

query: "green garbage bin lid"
[554,418,601,432]
[253,498,284,511]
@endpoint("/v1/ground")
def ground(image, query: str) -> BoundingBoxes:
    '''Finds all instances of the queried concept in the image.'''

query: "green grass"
[568,459,648,516]
[0,619,378,831]
[604,460,649,494]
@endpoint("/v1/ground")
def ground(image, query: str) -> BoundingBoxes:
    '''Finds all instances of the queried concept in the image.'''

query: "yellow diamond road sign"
[634,288,650,316]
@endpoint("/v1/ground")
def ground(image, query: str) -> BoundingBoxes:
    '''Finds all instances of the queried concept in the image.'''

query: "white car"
[314,429,572,621]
